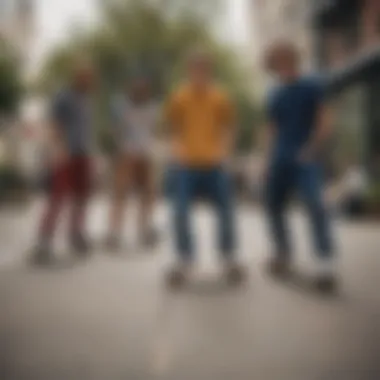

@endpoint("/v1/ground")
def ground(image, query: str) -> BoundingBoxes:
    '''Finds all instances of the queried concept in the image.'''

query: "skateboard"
[165,266,247,291]
[267,264,338,296]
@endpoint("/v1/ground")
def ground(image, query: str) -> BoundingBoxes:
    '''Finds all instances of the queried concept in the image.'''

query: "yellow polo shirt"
[166,83,235,167]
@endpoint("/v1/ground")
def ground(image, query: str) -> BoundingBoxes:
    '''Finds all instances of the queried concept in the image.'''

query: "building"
[0,0,35,65]
[249,0,315,73]
[312,0,380,182]
[0,0,36,175]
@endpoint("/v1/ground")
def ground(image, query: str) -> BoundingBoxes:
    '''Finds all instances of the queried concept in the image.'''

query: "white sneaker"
[165,259,193,289]
[314,257,338,293]
[223,259,247,286]
[315,257,337,278]
[30,241,53,266]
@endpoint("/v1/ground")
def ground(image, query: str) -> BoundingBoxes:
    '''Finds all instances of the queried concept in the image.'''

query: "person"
[165,49,245,287]
[32,61,96,264]
[263,41,337,292]
[106,76,159,249]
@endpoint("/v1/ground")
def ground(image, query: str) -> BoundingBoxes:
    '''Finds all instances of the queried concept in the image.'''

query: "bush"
[0,41,22,117]
[363,182,380,217]
[366,182,380,205]
[0,165,30,203]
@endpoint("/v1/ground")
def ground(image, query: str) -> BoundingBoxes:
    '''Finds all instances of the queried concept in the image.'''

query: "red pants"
[39,156,92,242]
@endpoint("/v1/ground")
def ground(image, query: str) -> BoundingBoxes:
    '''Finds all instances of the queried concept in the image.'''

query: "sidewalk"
[1,200,379,380]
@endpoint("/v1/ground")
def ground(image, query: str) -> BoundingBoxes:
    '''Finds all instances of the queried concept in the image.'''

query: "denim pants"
[173,166,235,261]
[266,160,333,259]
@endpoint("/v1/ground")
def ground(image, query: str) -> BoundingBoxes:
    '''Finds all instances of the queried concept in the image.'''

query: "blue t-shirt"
[50,89,93,156]
[267,77,325,162]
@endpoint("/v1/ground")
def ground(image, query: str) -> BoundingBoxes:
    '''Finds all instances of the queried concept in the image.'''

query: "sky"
[31,0,99,70]
[30,0,251,72]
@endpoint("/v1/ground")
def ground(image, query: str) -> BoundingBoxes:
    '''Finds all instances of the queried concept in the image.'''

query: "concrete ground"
[0,200,379,380]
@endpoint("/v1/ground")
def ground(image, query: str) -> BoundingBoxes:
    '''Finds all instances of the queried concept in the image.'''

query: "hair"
[264,40,301,72]
[68,56,94,79]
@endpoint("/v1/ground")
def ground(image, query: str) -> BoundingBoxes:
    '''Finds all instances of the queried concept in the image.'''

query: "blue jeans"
[173,166,235,261]
[266,160,333,259]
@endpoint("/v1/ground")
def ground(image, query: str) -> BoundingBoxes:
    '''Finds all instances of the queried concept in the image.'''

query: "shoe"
[104,235,121,252]
[30,243,53,266]
[315,275,337,294]
[314,258,338,294]
[266,256,292,279]
[140,228,159,249]
[224,262,246,286]
[71,235,91,257]
[165,262,192,290]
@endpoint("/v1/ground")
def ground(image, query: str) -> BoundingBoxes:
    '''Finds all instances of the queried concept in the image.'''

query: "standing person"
[106,77,159,250]
[32,61,96,264]
[263,41,337,292]
[165,50,245,287]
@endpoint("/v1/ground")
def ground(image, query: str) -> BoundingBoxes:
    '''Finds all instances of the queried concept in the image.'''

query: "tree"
[37,0,260,154]
[0,39,22,118]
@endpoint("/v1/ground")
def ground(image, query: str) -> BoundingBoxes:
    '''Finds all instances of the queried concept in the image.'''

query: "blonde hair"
[264,40,300,72]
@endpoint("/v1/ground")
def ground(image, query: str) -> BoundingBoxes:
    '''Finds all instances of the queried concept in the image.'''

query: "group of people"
[32,42,337,293]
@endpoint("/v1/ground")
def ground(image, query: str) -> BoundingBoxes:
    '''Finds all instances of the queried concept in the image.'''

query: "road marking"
[150,333,174,377]
[149,288,180,377]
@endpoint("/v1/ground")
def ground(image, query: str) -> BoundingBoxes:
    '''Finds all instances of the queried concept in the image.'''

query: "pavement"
[0,199,380,380]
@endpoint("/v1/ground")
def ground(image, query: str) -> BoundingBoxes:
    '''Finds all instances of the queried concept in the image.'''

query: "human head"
[264,40,301,82]
[186,48,213,87]
[71,58,95,93]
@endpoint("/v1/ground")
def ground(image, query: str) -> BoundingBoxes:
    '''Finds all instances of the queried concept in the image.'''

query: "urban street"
[1,200,379,380]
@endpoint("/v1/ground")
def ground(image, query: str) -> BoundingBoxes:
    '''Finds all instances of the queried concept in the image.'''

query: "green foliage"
[366,182,380,205]
[0,40,23,116]
[0,164,29,203]
[37,0,260,153]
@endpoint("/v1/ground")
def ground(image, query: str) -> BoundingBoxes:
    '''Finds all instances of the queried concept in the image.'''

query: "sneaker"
[165,261,192,290]
[70,235,91,257]
[315,275,337,294]
[104,235,121,252]
[224,262,246,286]
[30,242,53,266]
[140,228,159,249]
[314,258,338,294]
[266,255,292,279]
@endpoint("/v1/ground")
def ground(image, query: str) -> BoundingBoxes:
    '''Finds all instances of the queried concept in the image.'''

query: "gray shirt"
[51,88,94,156]
[111,95,159,155]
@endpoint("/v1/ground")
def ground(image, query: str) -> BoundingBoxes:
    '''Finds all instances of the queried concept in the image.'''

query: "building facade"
[0,0,36,173]
[0,0,35,65]
[250,0,315,72]
[312,0,380,182]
